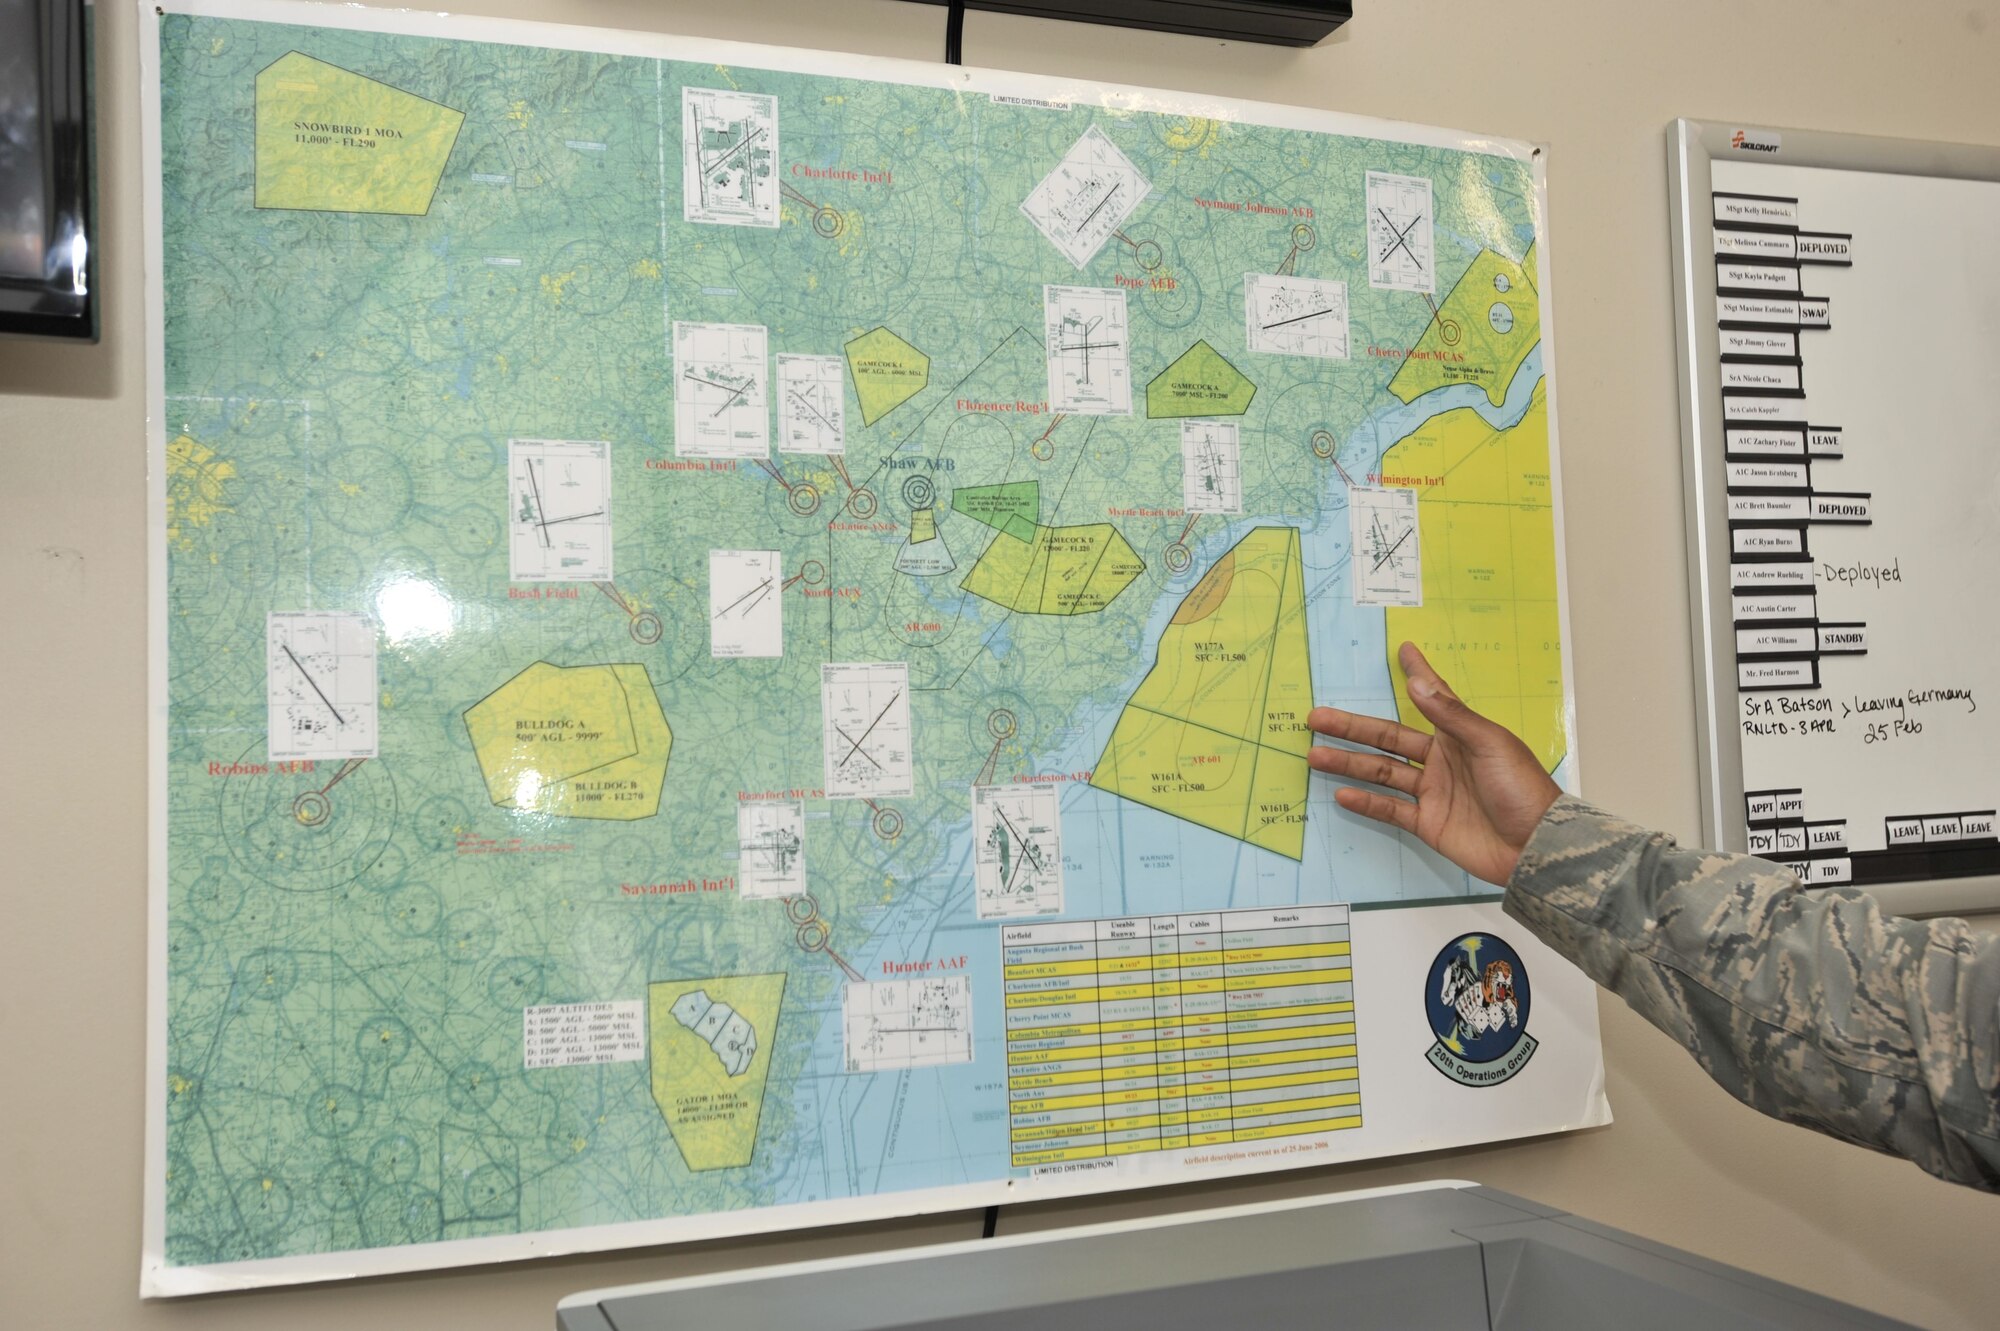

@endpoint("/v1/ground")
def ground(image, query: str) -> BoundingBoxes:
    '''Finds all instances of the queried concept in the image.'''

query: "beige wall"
[5,0,1999,1325]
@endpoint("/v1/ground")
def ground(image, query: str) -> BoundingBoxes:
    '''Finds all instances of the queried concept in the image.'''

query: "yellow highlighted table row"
[1003,941,1351,980]
[1004,968,1352,1008]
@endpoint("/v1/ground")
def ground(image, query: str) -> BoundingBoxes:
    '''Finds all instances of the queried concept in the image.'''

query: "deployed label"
[1811,493,1871,522]
[1795,232,1853,264]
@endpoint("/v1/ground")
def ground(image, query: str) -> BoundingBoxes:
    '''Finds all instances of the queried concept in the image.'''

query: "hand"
[1306,642,1561,886]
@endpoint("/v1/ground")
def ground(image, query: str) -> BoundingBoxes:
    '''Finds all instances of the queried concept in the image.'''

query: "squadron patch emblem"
[1424,933,1537,1087]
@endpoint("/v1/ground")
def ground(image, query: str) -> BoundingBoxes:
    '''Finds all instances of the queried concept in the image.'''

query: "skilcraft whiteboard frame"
[139,0,1602,1295]
[1667,118,2000,918]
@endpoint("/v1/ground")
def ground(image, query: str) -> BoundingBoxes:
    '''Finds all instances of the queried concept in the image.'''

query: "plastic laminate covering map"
[143,0,1607,1292]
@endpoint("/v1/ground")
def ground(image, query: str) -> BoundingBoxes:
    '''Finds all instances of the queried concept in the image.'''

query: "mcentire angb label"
[1424,933,1537,1087]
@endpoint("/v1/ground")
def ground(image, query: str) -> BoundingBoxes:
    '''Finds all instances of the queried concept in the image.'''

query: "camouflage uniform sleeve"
[1504,793,2000,1189]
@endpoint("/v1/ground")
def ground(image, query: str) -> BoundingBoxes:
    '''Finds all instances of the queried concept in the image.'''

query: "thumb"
[1399,642,1495,746]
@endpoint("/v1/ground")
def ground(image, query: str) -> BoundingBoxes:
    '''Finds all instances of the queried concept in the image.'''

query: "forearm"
[1504,794,2000,1188]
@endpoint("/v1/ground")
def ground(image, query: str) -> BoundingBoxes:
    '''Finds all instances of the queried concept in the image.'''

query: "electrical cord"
[945,1,965,64]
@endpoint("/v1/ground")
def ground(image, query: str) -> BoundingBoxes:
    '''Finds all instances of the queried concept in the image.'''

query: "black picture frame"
[0,0,97,342]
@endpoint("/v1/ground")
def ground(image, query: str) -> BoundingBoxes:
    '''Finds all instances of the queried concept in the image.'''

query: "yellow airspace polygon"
[1094,708,1263,830]
[1146,340,1257,419]
[843,326,930,426]
[464,662,672,819]
[255,52,463,215]
[960,522,1144,615]
[951,480,1041,543]
[1387,244,1539,408]
[1090,527,1312,858]
[648,974,786,1172]
[1381,380,1566,773]
[1245,745,1311,855]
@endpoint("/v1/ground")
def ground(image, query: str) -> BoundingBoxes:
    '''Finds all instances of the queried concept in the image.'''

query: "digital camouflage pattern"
[1508,795,2000,1190]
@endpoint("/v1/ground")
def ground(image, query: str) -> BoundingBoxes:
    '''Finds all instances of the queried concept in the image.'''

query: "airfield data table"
[1002,905,1360,1165]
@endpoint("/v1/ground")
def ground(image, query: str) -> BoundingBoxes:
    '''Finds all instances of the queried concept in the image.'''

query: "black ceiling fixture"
[906,1,1353,49]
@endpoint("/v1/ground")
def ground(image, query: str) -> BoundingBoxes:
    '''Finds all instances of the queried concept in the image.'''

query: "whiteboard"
[1669,120,2000,916]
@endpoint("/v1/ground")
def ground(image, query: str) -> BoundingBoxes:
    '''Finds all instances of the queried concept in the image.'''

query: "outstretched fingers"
[1306,705,1431,763]
[1307,742,1422,797]
[1333,785,1420,834]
